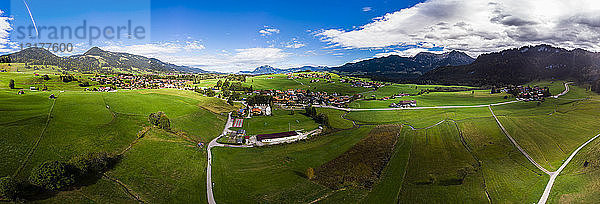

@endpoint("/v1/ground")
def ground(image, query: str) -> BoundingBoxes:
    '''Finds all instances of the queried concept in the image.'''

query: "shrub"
[29,161,76,191]
[69,152,115,177]
[78,81,90,87]
[0,177,20,200]
[149,112,170,130]
[41,75,51,81]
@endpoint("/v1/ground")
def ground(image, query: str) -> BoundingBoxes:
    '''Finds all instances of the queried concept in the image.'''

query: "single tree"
[306,168,315,180]
[9,79,15,89]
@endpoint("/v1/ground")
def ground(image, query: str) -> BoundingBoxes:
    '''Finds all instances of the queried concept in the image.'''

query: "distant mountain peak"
[1,47,208,74]
[84,47,105,55]
[421,44,600,86]
[333,50,475,79]
[239,65,329,75]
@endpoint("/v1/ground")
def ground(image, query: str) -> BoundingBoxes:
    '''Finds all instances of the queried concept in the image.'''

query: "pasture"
[2,70,600,203]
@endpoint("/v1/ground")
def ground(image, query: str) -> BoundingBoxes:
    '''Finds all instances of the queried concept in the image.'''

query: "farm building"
[256,131,300,144]
[250,104,272,116]
[390,100,417,108]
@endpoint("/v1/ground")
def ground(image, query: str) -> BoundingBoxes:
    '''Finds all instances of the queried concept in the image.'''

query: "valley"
[2,64,599,203]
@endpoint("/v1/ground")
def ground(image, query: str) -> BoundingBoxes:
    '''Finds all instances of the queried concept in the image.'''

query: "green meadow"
[2,70,600,203]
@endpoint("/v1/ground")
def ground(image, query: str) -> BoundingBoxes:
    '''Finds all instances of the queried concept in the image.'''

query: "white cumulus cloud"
[0,10,14,53]
[100,41,205,57]
[374,48,444,58]
[259,27,281,36]
[157,47,291,73]
[317,0,600,56]
[362,7,372,12]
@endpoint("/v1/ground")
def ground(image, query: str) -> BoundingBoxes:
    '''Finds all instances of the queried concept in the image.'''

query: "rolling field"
[0,72,235,202]
[364,84,475,98]
[211,127,373,203]
[345,107,491,127]
[316,108,355,129]
[349,89,511,108]
[244,74,306,90]
[3,70,600,203]
[490,86,600,171]
[548,137,600,203]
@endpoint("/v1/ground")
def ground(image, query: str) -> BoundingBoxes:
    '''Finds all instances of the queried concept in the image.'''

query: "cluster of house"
[340,78,386,88]
[85,87,116,92]
[287,73,332,80]
[88,75,192,90]
[389,100,418,108]
[504,86,551,101]
[252,89,358,108]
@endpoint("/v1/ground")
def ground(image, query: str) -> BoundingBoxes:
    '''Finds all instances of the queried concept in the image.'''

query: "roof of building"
[257,131,298,141]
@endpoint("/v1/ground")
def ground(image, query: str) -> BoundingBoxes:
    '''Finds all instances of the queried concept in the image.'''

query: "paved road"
[552,82,572,98]
[537,133,600,204]
[206,113,252,204]
[207,113,232,204]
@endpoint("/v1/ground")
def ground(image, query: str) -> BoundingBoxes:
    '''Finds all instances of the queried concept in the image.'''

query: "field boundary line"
[102,173,145,203]
[489,105,551,174]
[452,121,492,204]
[13,93,60,177]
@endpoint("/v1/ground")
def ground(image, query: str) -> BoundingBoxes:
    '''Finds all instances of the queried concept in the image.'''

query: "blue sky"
[1,0,600,72]
[0,0,428,72]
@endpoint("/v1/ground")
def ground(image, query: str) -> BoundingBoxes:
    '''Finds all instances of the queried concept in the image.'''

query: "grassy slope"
[459,118,548,203]
[350,89,511,108]
[316,108,354,129]
[346,107,491,127]
[359,110,547,203]
[492,85,600,171]
[396,122,487,203]
[244,74,306,90]
[211,127,373,203]
[549,138,600,203]
[107,129,207,203]
[0,72,232,202]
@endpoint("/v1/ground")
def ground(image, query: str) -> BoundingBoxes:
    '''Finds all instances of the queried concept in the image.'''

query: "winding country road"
[537,133,600,204]
[206,113,233,204]
[480,82,600,204]
[552,82,572,98]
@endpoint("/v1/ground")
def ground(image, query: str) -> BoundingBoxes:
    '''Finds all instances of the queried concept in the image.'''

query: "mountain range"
[238,65,329,75]
[419,44,600,86]
[0,47,209,74]
[330,51,475,79]
[3,44,600,91]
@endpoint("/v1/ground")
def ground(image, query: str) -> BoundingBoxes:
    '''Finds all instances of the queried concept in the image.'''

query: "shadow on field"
[6,153,123,202]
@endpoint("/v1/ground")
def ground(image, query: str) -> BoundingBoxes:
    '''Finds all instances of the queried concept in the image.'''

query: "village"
[288,72,387,89]
[88,74,193,90]
[250,89,359,109]
[503,85,552,101]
